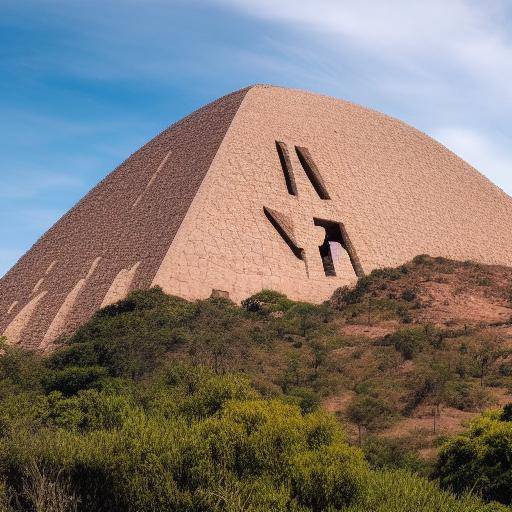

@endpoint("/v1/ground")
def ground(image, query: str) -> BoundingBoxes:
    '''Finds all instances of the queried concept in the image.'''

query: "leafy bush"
[362,436,427,474]
[443,381,490,411]
[286,387,321,414]
[341,298,407,324]
[401,289,417,302]
[436,407,512,505]
[0,344,45,394]
[0,392,367,512]
[389,327,429,360]
[48,389,135,431]
[241,289,294,314]
[42,366,108,396]
[94,286,180,318]
[0,286,505,511]
[291,443,367,510]
[348,469,506,512]
[502,403,512,422]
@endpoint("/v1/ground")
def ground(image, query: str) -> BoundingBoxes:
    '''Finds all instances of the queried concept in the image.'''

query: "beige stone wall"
[2,83,512,347]
[0,88,248,347]
[153,85,512,303]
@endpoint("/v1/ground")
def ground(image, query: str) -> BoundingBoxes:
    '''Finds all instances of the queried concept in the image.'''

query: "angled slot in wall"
[45,260,57,274]
[313,218,364,278]
[264,207,304,260]
[275,141,297,196]
[295,146,331,200]
[132,150,173,208]
[31,278,45,296]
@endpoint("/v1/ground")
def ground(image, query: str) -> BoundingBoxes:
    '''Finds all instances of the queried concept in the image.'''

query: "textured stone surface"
[2,84,512,348]
[0,87,249,347]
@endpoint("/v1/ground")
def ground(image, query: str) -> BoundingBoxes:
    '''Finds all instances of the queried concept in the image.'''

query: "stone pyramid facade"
[2,84,512,348]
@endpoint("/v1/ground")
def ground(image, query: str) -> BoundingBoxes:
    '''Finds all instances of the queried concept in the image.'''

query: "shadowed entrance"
[313,218,364,279]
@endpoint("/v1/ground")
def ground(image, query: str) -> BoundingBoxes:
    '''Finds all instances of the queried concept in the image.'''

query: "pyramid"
[2,84,512,348]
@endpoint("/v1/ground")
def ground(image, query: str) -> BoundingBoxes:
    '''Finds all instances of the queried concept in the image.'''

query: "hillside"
[0,254,511,511]
[6,84,512,350]
[333,254,512,328]
[328,255,512,455]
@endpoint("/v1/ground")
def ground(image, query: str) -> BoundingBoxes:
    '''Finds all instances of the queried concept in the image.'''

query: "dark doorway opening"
[318,236,336,276]
[313,218,364,278]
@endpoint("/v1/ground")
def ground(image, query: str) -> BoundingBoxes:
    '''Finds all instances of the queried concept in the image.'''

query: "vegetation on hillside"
[0,255,512,511]
[436,407,512,505]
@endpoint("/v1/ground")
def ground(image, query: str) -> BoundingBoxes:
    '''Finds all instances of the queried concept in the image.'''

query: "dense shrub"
[389,327,429,360]
[286,387,321,414]
[0,388,366,511]
[401,289,417,302]
[0,343,45,394]
[241,289,294,314]
[42,366,108,396]
[443,381,490,411]
[362,436,427,474]
[348,469,506,512]
[436,407,512,505]
[0,362,494,512]
[502,403,512,421]
[0,286,506,511]
[291,443,366,510]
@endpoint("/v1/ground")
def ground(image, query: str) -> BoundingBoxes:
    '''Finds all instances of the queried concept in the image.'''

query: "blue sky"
[1,0,511,277]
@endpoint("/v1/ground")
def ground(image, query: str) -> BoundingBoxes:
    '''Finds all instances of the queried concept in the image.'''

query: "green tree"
[309,338,328,373]
[391,327,428,360]
[436,406,512,504]
[424,361,450,432]
[280,353,305,392]
[346,395,394,445]
[469,332,504,386]
[288,303,322,338]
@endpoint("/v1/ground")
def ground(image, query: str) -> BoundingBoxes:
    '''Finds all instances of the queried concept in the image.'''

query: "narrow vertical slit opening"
[295,146,330,200]
[313,218,364,278]
[319,236,336,276]
[275,141,297,196]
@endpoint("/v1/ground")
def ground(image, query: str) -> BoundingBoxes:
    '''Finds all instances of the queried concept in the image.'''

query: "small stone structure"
[1,84,512,348]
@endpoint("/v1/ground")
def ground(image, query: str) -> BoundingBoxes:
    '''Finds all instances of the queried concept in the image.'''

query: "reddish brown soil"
[327,257,512,455]
[352,258,512,327]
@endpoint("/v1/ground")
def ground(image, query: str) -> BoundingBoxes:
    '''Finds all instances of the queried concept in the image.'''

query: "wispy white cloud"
[209,0,512,194]
[433,127,512,195]
[212,0,512,97]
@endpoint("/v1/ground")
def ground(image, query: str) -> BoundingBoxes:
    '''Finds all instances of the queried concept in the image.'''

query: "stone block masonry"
[2,84,512,348]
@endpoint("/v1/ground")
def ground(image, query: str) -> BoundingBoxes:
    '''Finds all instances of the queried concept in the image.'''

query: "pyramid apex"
[2,84,512,348]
